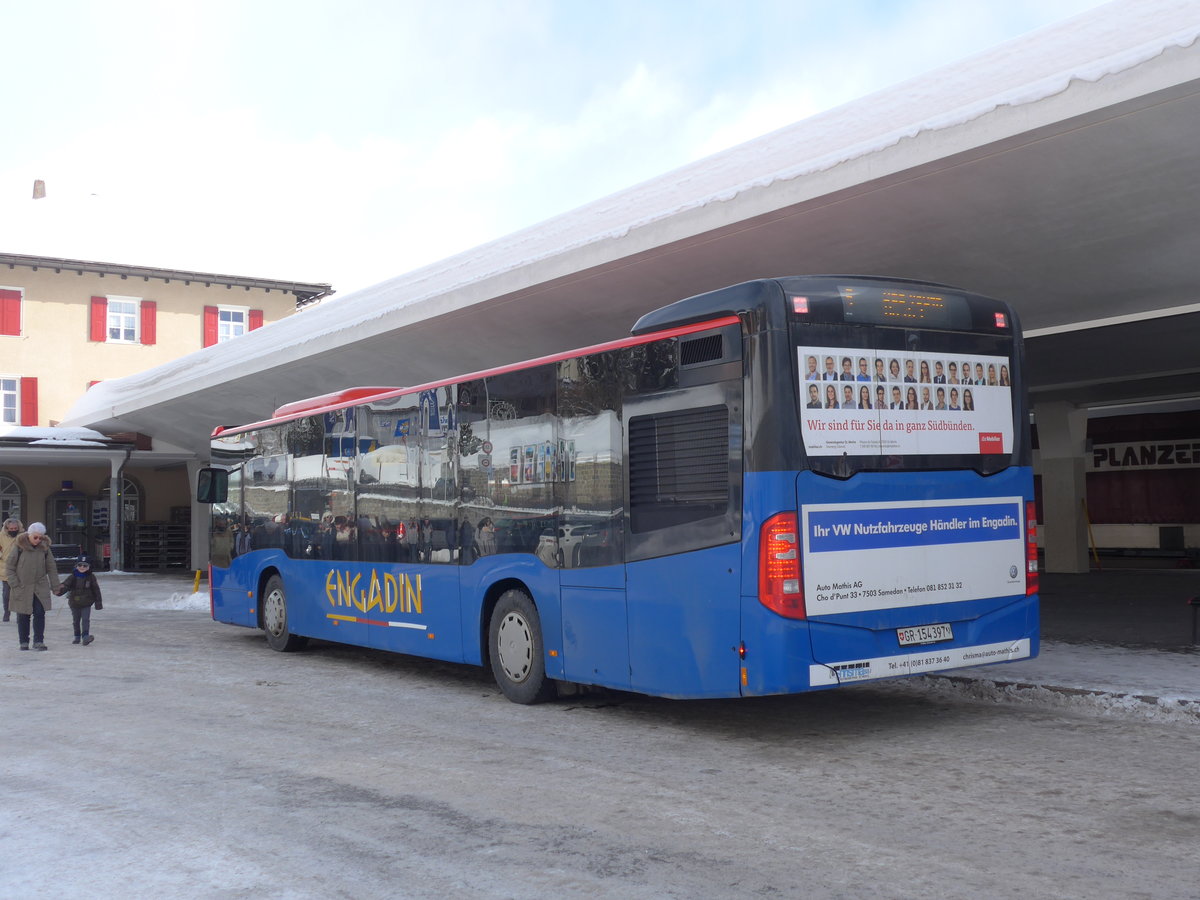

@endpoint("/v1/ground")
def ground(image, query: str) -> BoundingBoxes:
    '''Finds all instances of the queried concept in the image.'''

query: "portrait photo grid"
[799,347,1014,456]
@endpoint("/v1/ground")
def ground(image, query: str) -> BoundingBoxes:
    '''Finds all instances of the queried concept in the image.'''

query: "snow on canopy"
[64,0,1200,434]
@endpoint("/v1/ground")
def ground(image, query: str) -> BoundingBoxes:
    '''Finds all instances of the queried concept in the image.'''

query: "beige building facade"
[0,252,331,568]
[1,252,330,426]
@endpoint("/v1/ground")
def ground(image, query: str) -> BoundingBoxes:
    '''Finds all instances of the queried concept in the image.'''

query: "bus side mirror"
[197,468,229,504]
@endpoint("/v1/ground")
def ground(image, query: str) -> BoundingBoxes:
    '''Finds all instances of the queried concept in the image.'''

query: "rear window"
[796,325,1016,477]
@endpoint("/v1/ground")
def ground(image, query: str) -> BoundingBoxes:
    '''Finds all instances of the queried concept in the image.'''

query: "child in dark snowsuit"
[56,555,103,645]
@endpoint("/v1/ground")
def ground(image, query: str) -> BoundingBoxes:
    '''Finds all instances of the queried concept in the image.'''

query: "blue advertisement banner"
[807,502,1022,553]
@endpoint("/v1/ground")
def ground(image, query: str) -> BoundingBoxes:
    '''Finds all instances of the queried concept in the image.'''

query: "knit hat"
[76,555,91,567]
[27,522,46,535]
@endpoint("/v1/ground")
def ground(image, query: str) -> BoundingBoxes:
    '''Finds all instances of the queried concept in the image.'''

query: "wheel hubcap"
[264,588,286,636]
[496,611,533,683]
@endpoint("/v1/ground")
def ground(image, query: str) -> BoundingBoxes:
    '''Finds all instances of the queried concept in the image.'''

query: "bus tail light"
[759,512,805,619]
[1025,501,1039,596]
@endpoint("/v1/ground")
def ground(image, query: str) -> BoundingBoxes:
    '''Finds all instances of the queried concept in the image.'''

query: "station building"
[0,252,330,568]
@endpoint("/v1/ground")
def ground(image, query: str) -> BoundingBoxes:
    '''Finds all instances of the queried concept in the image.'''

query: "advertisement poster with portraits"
[798,347,1013,456]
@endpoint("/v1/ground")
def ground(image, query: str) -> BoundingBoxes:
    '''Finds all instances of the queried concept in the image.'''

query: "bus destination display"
[839,285,971,329]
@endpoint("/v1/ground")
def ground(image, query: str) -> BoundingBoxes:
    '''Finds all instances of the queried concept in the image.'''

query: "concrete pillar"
[186,459,210,576]
[1034,401,1090,573]
[107,452,129,572]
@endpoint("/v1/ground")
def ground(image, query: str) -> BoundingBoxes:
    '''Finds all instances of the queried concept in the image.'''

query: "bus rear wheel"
[489,589,556,704]
[262,575,307,652]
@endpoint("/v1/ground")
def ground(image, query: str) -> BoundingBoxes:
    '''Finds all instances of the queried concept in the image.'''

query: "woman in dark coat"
[5,522,61,651]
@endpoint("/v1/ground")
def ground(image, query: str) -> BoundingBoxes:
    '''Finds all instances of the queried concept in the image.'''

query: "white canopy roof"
[63,0,1200,455]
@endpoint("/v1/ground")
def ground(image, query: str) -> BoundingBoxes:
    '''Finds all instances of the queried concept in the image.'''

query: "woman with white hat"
[6,522,62,651]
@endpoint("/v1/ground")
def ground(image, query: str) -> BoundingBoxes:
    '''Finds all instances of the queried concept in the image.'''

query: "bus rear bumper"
[806,637,1032,687]
[740,593,1039,696]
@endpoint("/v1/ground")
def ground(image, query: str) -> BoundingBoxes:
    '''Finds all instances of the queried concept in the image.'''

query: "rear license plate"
[897,623,953,646]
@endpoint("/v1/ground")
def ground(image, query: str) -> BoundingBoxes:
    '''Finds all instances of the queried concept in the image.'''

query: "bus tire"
[489,589,555,704]
[262,574,307,652]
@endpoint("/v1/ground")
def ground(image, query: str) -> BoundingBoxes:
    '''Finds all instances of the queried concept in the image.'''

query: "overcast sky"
[1,0,1111,296]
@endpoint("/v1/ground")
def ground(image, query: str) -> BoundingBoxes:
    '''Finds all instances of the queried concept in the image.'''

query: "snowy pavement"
[66,570,1200,723]
[915,641,1200,726]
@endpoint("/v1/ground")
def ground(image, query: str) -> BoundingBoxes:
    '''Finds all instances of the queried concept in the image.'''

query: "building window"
[0,377,36,425]
[108,298,139,342]
[219,307,247,342]
[0,473,24,523]
[204,305,264,347]
[98,476,143,523]
[91,296,157,345]
[1,377,18,424]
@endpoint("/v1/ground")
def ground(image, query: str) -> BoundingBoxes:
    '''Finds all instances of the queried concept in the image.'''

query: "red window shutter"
[249,309,264,330]
[19,377,37,426]
[90,296,108,341]
[203,306,219,347]
[140,300,157,345]
[0,289,20,336]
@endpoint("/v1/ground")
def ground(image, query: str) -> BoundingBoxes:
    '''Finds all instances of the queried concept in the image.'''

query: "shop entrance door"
[48,492,89,561]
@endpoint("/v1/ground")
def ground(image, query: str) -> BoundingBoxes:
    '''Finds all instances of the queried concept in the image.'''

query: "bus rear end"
[741,276,1038,694]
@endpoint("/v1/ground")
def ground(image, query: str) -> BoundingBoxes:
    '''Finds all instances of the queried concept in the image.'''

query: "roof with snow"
[0,425,194,469]
[0,252,333,306]
[62,0,1200,455]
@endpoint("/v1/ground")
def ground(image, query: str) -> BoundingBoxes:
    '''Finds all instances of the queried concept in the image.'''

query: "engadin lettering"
[325,568,424,615]
[981,514,1018,530]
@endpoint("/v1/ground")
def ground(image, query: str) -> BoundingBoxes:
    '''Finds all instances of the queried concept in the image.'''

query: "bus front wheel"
[489,589,555,704]
[262,575,307,652]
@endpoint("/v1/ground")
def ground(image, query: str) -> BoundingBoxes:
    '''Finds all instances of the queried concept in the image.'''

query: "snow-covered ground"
[91,569,211,611]
[909,642,1200,726]
[84,570,1200,725]
[12,583,1197,900]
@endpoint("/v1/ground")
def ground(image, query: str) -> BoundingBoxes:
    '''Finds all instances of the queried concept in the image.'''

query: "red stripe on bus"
[211,314,741,437]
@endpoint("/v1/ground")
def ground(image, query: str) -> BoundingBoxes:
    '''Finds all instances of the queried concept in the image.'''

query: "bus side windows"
[558,352,624,569]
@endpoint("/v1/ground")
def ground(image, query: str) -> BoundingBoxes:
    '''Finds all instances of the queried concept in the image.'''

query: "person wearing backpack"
[6,522,62,651]
[55,555,103,645]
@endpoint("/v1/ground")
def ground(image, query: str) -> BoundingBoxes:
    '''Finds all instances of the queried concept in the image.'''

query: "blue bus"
[198,276,1038,703]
